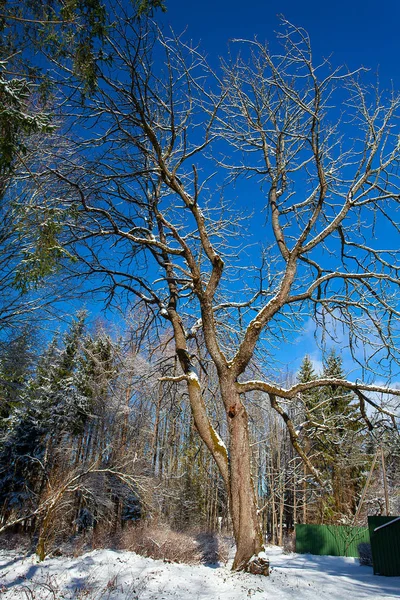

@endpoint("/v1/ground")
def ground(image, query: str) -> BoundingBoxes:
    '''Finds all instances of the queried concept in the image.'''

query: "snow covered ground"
[0,545,399,599]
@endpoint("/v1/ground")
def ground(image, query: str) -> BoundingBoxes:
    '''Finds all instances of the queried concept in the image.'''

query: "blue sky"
[28,0,399,382]
[156,0,400,380]
[159,0,400,89]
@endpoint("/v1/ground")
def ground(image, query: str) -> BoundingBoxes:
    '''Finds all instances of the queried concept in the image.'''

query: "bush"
[282,531,296,554]
[118,523,203,564]
[0,531,32,553]
[358,542,373,566]
[195,532,230,565]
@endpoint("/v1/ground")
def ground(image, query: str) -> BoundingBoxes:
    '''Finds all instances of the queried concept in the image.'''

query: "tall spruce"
[297,356,320,523]
[320,350,364,522]
[0,314,90,526]
[297,352,368,523]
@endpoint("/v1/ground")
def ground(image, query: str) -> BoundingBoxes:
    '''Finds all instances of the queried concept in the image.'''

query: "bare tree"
[27,16,400,572]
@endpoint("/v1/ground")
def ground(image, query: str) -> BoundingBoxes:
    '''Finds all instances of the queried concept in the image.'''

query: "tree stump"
[246,554,270,576]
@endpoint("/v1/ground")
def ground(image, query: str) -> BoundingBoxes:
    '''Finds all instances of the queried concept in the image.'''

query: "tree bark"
[167,287,267,571]
[221,381,266,572]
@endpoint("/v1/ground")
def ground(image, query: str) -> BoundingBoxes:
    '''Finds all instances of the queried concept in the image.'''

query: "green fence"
[368,516,400,577]
[295,524,370,558]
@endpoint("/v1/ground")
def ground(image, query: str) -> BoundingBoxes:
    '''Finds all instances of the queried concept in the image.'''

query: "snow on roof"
[374,516,400,532]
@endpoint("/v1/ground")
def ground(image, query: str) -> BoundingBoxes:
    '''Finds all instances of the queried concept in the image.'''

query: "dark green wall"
[368,516,400,577]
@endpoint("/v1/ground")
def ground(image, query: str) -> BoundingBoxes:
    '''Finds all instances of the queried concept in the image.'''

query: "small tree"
[25,16,400,571]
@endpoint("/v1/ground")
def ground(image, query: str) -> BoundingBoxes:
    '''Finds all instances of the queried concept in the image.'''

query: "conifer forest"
[0,0,399,578]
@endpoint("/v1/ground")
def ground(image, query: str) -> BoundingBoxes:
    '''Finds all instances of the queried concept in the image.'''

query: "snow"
[215,435,227,453]
[0,546,399,599]
[187,371,200,383]
[249,550,269,562]
[374,516,400,532]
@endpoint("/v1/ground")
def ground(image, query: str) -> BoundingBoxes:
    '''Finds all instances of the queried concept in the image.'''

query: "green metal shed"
[368,516,400,577]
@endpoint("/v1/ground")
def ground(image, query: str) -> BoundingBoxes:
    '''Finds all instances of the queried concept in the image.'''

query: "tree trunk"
[169,311,268,573]
[278,479,284,547]
[151,383,163,474]
[303,463,307,524]
[184,368,268,572]
[223,383,268,573]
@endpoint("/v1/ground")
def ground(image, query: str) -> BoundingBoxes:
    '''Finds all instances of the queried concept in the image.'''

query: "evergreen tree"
[320,351,365,521]
[0,314,91,526]
[0,327,36,428]
[297,356,319,419]
[297,356,321,523]
[31,313,90,437]
[297,351,368,524]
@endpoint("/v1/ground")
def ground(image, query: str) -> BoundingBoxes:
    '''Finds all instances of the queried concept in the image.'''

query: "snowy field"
[0,546,399,599]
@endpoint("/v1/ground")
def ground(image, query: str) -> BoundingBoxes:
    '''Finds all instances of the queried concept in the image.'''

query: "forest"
[0,0,400,577]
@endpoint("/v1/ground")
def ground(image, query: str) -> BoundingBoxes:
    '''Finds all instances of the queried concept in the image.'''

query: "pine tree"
[296,351,369,524]
[297,356,321,523]
[0,328,35,428]
[0,314,91,528]
[32,313,90,437]
[297,356,319,418]
[322,351,365,521]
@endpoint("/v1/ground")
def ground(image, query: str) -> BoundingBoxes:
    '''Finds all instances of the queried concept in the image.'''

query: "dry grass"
[117,523,230,566]
[117,522,203,564]
[0,523,231,568]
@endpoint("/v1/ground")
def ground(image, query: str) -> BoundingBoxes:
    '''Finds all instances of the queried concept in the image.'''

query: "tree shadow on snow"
[0,555,26,571]
[274,553,400,598]
[0,563,40,591]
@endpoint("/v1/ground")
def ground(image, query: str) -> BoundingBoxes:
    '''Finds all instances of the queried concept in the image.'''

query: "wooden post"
[303,463,307,524]
[293,465,297,525]
[381,445,390,516]
[353,448,379,524]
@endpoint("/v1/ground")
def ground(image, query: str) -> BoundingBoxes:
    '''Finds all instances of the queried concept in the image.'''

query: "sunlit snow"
[0,546,399,599]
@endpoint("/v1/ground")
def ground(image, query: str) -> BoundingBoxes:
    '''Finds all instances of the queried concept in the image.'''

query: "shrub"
[118,523,202,564]
[195,532,230,565]
[358,542,373,566]
[282,531,296,554]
